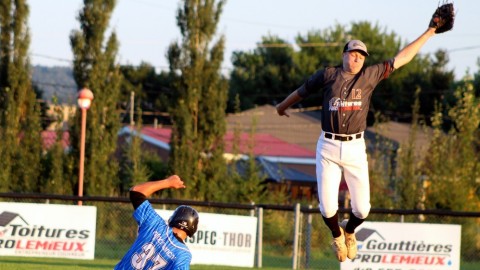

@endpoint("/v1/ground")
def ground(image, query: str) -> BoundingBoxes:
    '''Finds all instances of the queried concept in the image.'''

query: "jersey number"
[131,243,168,270]
[352,88,362,99]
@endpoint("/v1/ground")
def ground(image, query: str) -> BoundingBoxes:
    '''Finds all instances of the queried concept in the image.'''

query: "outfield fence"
[0,193,479,269]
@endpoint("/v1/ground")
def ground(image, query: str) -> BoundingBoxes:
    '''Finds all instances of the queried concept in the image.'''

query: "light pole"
[77,88,94,206]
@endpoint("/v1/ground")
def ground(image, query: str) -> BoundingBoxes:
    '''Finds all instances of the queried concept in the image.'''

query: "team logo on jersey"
[329,97,362,111]
[329,98,341,111]
[352,88,362,99]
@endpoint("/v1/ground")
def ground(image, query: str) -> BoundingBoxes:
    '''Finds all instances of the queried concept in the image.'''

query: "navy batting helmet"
[168,205,199,237]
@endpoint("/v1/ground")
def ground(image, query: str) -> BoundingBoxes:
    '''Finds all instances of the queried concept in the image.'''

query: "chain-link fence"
[1,193,478,269]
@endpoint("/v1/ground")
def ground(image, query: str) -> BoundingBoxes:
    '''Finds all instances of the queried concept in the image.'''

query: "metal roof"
[232,156,316,184]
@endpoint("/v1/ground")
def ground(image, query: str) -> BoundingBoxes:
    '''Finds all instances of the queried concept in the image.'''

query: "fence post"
[292,203,301,269]
[250,201,255,216]
[256,207,263,268]
[305,205,312,269]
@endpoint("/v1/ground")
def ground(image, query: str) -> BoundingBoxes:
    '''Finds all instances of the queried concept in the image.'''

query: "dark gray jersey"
[298,59,395,134]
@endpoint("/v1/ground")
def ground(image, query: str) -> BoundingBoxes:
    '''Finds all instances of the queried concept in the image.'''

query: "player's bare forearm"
[276,90,303,117]
[393,28,436,69]
[130,175,186,197]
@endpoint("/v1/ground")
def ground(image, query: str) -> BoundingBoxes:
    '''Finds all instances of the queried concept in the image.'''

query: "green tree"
[294,23,356,76]
[38,100,77,195]
[368,112,396,209]
[393,88,425,211]
[167,0,228,201]
[0,0,43,192]
[228,21,455,124]
[228,104,269,204]
[69,0,122,196]
[473,58,480,97]
[423,80,480,259]
[119,63,174,126]
[118,108,152,195]
[229,35,300,111]
[418,50,455,122]
[424,80,479,211]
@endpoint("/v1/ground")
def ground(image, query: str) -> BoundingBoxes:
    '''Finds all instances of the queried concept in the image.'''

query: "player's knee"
[319,206,337,218]
[353,204,371,219]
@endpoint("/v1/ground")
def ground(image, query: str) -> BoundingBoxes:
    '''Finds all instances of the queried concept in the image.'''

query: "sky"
[28,0,480,80]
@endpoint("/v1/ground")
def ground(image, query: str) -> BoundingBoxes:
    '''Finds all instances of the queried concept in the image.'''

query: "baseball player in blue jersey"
[277,23,447,262]
[115,175,199,270]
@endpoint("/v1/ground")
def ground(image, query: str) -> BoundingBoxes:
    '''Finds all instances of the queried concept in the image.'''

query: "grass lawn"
[0,256,292,270]
[1,256,478,270]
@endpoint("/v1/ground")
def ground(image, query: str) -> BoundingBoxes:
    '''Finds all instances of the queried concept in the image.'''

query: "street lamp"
[77,88,94,206]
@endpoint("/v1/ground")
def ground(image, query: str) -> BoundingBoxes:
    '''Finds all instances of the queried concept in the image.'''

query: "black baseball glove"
[429,2,455,34]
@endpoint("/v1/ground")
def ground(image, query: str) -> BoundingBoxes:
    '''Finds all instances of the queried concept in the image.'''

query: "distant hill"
[32,65,77,104]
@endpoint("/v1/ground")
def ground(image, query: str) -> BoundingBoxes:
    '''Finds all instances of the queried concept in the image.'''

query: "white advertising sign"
[156,209,257,268]
[0,202,97,260]
[341,221,461,270]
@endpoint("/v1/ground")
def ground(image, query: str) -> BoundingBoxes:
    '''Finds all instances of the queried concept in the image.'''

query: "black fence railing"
[1,193,478,217]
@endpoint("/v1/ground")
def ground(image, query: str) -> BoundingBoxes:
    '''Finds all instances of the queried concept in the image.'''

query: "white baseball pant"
[316,131,371,219]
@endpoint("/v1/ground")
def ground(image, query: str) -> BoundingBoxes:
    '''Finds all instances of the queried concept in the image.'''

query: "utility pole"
[130,91,135,126]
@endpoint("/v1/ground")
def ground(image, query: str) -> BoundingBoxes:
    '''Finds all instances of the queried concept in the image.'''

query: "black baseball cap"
[343,40,369,56]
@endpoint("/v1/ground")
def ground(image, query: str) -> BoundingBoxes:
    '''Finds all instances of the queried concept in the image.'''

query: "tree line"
[0,0,479,214]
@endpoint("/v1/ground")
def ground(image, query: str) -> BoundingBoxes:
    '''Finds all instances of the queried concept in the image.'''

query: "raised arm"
[393,28,436,69]
[394,2,455,69]
[131,175,186,197]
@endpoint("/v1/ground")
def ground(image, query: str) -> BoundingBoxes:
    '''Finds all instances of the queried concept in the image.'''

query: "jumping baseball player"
[115,175,199,270]
[276,3,454,262]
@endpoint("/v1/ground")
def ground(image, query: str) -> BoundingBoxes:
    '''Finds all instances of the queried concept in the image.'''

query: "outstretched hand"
[276,104,290,117]
[166,175,186,189]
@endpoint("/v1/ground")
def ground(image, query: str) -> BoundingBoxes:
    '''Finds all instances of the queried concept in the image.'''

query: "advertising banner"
[0,202,97,260]
[341,221,461,270]
[156,209,257,268]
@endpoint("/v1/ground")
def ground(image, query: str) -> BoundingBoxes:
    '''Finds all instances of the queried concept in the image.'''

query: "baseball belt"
[324,132,363,142]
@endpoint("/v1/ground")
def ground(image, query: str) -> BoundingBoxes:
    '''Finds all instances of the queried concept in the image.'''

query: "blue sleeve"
[133,200,167,231]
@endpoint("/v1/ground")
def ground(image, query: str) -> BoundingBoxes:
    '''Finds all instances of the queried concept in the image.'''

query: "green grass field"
[0,256,292,270]
[0,256,478,270]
